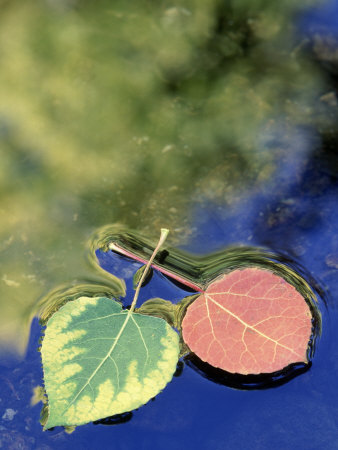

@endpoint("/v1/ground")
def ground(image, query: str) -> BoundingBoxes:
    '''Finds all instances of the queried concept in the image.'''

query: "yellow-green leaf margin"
[41,296,180,428]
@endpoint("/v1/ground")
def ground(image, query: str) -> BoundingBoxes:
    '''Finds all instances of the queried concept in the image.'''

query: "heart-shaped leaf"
[41,296,180,428]
[181,268,313,375]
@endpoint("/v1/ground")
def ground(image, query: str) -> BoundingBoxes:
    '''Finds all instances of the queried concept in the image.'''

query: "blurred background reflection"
[0,0,337,353]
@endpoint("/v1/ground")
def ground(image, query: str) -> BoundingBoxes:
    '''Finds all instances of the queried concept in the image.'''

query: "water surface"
[1,0,338,448]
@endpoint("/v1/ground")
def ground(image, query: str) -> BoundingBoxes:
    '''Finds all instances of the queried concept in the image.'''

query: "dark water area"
[1,0,338,449]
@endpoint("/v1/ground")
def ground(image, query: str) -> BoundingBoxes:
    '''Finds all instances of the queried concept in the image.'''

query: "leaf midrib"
[205,293,300,356]
[62,309,135,414]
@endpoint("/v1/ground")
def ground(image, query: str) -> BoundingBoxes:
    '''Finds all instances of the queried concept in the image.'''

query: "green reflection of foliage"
[37,282,126,325]
[0,0,329,351]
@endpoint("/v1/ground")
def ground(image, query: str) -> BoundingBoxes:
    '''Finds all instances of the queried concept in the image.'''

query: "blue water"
[300,0,338,37]
[2,2,338,449]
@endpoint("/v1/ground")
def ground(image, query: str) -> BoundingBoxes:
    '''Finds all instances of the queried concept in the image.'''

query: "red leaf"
[182,267,313,375]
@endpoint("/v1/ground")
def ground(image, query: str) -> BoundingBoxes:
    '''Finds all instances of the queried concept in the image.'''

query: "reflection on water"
[37,281,125,324]
[185,355,312,390]
[0,0,337,354]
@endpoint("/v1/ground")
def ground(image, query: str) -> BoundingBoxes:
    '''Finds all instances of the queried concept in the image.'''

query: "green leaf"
[132,265,153,290]
[41,296,180,429]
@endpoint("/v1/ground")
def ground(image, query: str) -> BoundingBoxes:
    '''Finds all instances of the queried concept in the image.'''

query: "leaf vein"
[206,294,299,356]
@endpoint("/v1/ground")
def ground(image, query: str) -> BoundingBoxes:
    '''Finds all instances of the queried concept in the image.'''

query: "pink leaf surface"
[182,267,313,375]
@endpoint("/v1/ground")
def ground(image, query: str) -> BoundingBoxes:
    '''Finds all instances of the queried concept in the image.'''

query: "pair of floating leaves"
[41,229,318,429]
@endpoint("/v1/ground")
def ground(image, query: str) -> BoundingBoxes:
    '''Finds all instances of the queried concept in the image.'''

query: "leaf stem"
[129,228,169,313]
